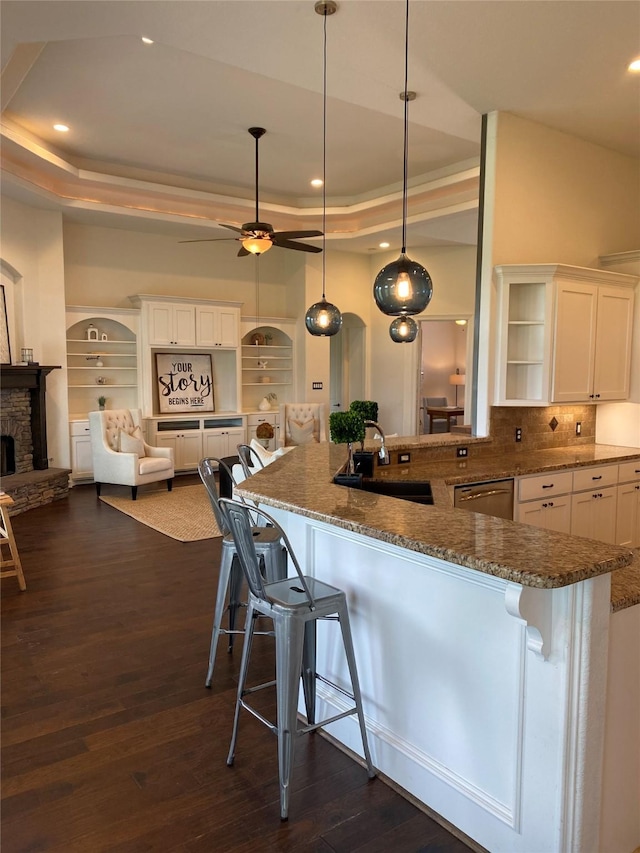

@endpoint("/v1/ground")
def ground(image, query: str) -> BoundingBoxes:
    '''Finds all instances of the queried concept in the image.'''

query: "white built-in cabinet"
[494,264,636,405]
[127,294,245,471]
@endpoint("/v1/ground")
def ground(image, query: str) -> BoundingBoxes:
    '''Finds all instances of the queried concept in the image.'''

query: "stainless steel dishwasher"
[453,478,514,520]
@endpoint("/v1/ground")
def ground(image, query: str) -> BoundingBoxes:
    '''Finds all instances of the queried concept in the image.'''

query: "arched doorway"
[329,312,366,413]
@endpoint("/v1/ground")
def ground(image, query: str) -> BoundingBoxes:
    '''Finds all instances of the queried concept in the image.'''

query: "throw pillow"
[249,438,288,467]
[288,417,316,446]
[118,425,145,457]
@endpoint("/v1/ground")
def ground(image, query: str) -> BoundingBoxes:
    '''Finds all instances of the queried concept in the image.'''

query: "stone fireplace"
[0,365,70,515]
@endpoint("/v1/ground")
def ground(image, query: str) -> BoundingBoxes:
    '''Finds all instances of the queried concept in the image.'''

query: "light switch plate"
[312,381,323,390]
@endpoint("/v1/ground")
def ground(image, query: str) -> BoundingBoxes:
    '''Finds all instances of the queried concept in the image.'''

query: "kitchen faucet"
[364,420,390,465]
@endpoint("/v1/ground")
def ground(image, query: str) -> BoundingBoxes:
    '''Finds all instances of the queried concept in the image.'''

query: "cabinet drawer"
[70,420,91,437]
[572,464,618,492]
[518,470,573,502]
[618,459,640,484]
[248,413,278,427]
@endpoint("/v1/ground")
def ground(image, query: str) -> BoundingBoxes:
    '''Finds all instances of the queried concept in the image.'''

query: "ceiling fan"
[180,127,323,257]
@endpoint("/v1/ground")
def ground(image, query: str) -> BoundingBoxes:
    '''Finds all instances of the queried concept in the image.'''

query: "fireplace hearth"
[0,364,70,515]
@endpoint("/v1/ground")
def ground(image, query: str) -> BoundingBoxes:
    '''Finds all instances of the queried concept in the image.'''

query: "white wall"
[476,112,640,439]
[0,196,69,468]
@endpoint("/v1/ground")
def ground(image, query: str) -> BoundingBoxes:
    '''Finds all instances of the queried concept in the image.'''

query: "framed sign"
[155,353,215,414]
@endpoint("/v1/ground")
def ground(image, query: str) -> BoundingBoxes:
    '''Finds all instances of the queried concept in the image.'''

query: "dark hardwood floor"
[1,478,474,852]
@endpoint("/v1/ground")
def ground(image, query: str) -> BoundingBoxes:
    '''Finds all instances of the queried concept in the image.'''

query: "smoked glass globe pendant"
[373,0,433,342]
[305,1,342,338]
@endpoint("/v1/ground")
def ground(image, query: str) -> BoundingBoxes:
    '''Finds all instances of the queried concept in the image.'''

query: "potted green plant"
[329,410,366,480]
[97,395,107,411]
[349,401,378,475]
[255,421,275,448]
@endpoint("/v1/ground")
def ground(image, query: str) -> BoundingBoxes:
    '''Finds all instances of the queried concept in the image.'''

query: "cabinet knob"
[548,502,554,507]
[542,502,547,508]
[595,394,600,398]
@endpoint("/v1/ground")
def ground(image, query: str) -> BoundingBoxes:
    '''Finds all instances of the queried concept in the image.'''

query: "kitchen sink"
[335,475,433,505]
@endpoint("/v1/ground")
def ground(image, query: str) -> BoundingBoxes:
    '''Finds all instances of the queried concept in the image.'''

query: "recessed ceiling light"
[141,36,154,45]
[53,124,69,132]
[379,242,390,249]
[628,57,640,72]
[311,178,323,188]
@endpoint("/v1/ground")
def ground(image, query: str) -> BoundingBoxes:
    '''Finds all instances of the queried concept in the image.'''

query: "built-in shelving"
[240,320,296,411]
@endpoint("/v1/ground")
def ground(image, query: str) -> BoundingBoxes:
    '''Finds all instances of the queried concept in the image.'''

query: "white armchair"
[278,403,327,448]
[89,408,174,500]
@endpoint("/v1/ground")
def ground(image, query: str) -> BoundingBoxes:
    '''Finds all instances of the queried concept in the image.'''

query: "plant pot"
[353,451,374,477]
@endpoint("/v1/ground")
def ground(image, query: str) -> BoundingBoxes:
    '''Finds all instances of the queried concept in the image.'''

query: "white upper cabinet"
[131,296,241,349]
[495,264,636,405]
[148,302,196,346]
[196,305,239,348]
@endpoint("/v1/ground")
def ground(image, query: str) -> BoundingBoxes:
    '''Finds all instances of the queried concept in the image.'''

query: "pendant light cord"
[401,0,409,254]
[321,9,328,300]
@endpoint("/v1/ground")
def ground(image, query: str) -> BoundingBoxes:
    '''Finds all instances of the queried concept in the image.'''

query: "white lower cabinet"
[616,460,640,547]
[202,427,244,460]
[70,420,93,480]
[570,486,618,544]
[247,413,279,452]
[516,470,572,533]
[148,415,246,471]
[517,460,640,545]
[155,431,202,471]
[516,494,572,533]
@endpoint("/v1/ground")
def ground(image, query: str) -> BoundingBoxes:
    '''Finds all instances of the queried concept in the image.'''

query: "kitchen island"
[237,441,639,853]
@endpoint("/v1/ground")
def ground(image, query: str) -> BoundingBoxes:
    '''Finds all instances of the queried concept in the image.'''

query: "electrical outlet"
[398,452,411,464]
[515,427,522,442]
[456,446,468,458]
[576,421,582,436]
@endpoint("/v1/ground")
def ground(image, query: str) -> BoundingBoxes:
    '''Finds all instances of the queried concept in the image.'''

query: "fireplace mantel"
[0,364,60,469]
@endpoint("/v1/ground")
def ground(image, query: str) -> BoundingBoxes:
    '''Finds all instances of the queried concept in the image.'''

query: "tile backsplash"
[490,405,596,451]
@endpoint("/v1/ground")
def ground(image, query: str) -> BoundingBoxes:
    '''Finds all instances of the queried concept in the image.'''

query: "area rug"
[99,485,221,541]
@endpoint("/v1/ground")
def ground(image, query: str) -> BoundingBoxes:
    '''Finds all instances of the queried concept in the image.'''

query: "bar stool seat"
[198,458,287,688]
[220,497,376,820]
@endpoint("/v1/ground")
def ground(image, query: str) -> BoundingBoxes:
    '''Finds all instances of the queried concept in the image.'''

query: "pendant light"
[389,315,418,343]
[305,0,342,338]
[373,0,432,340]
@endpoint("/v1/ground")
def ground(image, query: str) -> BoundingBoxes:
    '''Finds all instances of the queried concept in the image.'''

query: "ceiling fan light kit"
[305,0,342,338]
[373,0,433,342]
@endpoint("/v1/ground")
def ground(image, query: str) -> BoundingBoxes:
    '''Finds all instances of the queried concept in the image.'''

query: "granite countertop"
[237,441,637,594]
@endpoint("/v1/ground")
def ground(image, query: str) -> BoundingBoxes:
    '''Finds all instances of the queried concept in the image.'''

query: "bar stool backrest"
[237,444,264,480]
[219,498,316,610]
[198,457,235,536]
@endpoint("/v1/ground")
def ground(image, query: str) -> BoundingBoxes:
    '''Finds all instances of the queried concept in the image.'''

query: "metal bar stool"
[198,458,287,688]
[219,497,376,821]
[236,443,264,480]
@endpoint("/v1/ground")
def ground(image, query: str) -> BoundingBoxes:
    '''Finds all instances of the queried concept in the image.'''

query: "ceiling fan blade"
[219,223,244,234]
[271,238,323,253]
[271,230,323,240]
[178,237,237,244]
[237,246,251,257]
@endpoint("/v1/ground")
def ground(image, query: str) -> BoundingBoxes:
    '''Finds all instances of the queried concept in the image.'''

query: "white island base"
[269,508,638,853]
